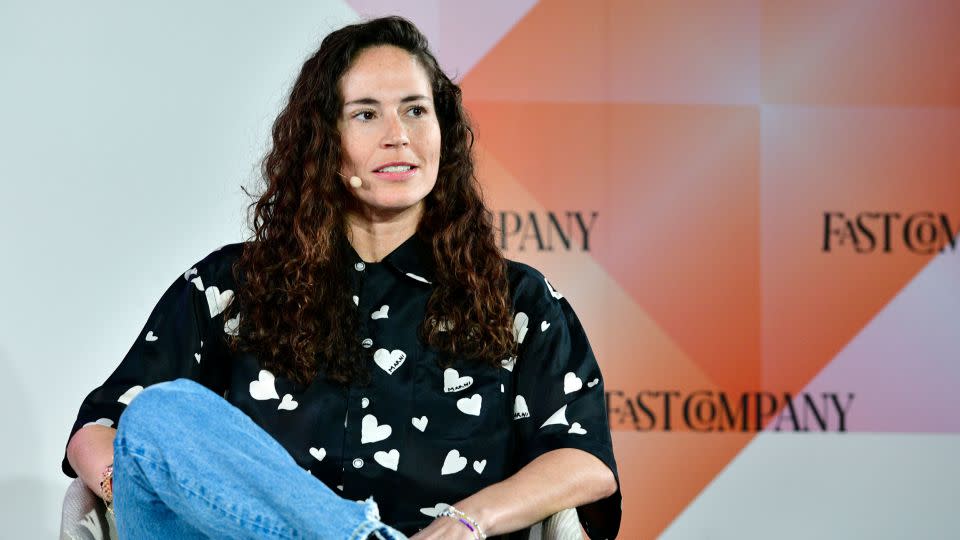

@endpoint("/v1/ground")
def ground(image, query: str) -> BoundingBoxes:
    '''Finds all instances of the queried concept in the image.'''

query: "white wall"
[0,1,357,535]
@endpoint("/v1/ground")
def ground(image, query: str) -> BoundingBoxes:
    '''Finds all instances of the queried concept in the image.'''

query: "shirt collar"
[348,232,435,285]
[386,233,435,285]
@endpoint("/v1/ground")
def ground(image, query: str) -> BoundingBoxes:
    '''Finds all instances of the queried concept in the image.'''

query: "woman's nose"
[381,114,410,148]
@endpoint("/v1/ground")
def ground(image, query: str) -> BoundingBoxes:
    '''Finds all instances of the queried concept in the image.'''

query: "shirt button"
[361,338,373,348]
[352,458,364,468]
[354,262,366,271]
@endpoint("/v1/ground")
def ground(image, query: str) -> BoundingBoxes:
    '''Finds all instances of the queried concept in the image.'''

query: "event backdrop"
[349,1,960,537]
[2,1,957,538]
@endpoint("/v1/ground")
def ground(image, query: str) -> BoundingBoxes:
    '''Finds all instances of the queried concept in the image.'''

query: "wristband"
[438,505,486,539]
[99,464,114,514]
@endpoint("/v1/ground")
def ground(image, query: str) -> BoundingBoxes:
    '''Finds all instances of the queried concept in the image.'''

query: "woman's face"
[337,45,441,221]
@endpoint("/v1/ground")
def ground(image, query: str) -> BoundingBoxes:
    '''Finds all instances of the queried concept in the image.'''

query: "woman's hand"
[408,516,477,540]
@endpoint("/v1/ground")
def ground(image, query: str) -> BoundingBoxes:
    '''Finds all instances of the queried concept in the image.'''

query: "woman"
[64,16,621,540]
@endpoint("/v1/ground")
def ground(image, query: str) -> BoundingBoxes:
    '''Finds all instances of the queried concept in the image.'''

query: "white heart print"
[587,378,600,388]
[564,372,583,394]
[513,395,530,420]
[500,356,517,372]
[361,397,370,408]
[405,272,431,284]
[145,331,158,342]
[412,416,428,432]
[419,503,450,518]
[373,349,406,374]
[371,305,389,320]
[545,277,563,299]
[361,414,392,444]
[513,312,529,344]
[352,295,359,306]
[224,315,240,336]
[456,394,482,416]
[441,449,467,475]
[249,370,279,401]
[191,276,205,292]
[117,385,143,406]
[204,286,234,317]
[374,449,399,471]
[443,368,473,393]
[540,404,569,428]
[84,418,114,428]
[568,422,587,435]
[309,447,326,461]
[194,352,201,363]
[278,394,298,411]
[541,321,550,331]
[473,460,487,474]
[183,267,198,280]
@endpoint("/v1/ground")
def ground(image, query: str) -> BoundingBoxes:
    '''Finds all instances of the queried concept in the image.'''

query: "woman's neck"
[345,204,423,262]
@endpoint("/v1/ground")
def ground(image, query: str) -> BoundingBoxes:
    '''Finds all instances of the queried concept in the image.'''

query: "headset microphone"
[337,171,363,188]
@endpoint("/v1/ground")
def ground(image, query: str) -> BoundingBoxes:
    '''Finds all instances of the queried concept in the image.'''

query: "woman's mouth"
[372,163,419,180]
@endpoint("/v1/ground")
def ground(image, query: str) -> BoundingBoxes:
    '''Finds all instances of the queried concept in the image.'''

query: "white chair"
[60,478,117,540]
[60,478,584,539]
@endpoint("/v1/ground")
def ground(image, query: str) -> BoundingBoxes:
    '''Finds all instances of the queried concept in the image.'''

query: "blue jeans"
[112,378,408,540]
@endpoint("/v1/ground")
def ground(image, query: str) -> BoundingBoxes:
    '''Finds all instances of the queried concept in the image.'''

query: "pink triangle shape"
[344,0,537,79]
[797,247,960,433]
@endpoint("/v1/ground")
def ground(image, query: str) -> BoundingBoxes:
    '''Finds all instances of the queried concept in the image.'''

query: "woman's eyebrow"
[343,95,430,107]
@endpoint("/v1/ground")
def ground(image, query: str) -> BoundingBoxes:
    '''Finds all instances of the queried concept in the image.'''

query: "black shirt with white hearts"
[62,234,621,539]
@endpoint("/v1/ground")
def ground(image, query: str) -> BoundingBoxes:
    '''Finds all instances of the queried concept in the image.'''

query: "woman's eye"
[408,106,426,117]
[353,110,375,121]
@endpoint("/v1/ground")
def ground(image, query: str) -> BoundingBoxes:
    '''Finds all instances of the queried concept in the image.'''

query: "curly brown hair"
[222,16,515,387]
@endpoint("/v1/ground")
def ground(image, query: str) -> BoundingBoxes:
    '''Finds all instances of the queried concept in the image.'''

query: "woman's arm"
[411,447,617,539]
[66,424,117,499]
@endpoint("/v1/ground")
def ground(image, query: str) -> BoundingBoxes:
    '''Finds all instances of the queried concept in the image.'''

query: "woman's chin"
[349,199,426,223]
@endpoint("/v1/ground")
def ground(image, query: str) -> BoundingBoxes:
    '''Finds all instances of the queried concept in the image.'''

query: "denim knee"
[117,378,207,442]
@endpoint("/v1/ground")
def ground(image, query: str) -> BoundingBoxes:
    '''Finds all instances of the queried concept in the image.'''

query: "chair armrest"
[60,477,117,540]
[530,507,584,540]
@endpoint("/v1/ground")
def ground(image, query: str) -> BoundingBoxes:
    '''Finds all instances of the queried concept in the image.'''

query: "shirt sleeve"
[509,265,622,540]
[61,251,235,478]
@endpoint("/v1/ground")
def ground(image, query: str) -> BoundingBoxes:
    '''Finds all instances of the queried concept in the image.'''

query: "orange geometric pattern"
[460,1,960,537]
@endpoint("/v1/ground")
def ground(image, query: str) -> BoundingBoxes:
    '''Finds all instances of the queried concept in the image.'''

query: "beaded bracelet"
[438,505,486,540]
[99,464,114,514]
